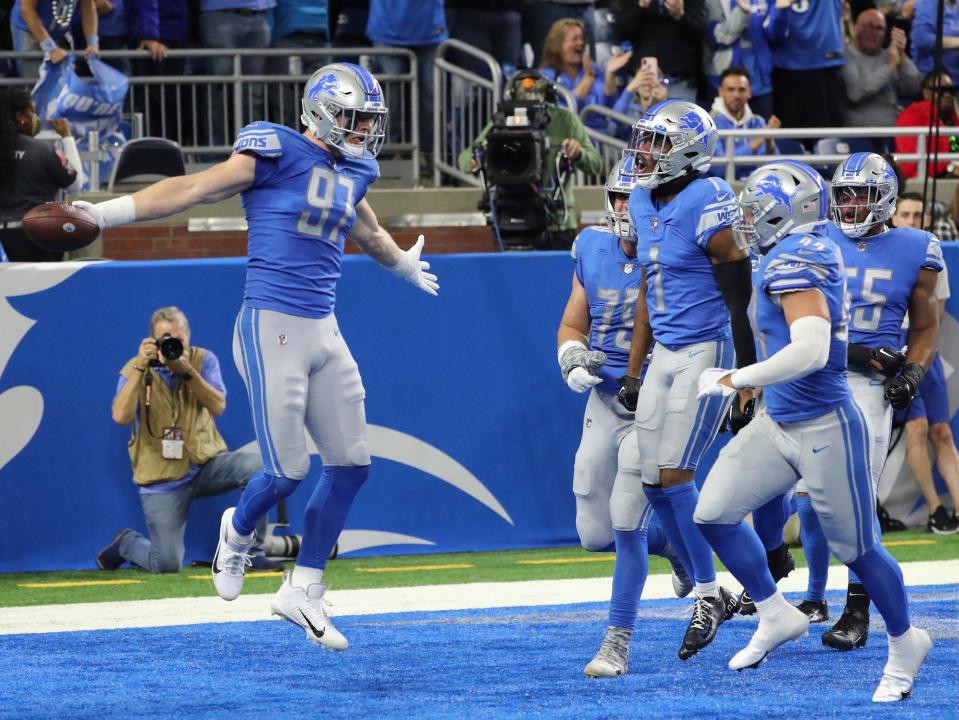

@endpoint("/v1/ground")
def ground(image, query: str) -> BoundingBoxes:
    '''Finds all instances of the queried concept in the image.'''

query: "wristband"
[132,364,146,373]
[85,35,99,48]
[557,340,587,368]
[40,37,57,53]
[97,195,137,229]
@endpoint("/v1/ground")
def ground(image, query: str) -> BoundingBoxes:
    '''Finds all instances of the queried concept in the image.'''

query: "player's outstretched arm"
[557,274,606,393]
[73,154,256,230]
[698,289,831,399]
[352,198,439,296]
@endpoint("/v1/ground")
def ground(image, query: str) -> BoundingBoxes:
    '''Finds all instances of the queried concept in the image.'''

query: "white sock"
[227,523,254,547]
[291,564,324,590]
[888,626,914,647]
[694,580,719,599]
[754,590,789,620]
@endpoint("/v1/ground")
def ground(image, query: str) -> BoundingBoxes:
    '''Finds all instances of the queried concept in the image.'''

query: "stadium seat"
[773,137,806,157]
[108,138,186,192]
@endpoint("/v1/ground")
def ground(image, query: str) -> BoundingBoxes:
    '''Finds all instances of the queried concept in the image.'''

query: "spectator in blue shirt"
[910,0,959,81]
[611,58,668,138]
[96,0,167,76]
[12,0,100,78]
[704,0,775,119]
[765,0,846,137]
[710,66,779,179]
[366,0,447,175]
[537,17,628,133]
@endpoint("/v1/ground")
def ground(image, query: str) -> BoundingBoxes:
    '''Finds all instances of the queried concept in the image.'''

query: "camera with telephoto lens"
[148,333,184,367]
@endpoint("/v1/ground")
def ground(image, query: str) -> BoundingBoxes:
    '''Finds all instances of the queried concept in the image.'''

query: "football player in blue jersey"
[792,154,942,650]
[557,159,692,678]
[619,99,756,659]
[72,63,439,650]
[695,160,932,703]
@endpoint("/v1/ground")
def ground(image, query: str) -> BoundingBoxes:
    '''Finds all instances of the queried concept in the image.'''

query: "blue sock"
[848,514,883,586]
[609,528,649,629]
[643,485,693,579]
[753,494,791,552]
[662,482,716,585]
[232,471,299,537]
[645,518,668,557]
[797,495,829,603]
[847,544,909,636]
[697,521,778,602]
[296,465,370,570]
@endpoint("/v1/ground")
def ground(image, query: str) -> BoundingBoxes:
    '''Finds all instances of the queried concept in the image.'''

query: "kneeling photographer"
[458,69,603,250]
[97,306,279,574]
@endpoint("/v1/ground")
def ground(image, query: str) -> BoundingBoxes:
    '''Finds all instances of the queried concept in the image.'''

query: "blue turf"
[2,586,957,720]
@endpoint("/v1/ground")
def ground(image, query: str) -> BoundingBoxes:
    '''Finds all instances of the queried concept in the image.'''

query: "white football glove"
[72,196,135,230]
[567,366,604,393]
[697,367,736,400]
[71,200,104,229]
[389,234,439,296]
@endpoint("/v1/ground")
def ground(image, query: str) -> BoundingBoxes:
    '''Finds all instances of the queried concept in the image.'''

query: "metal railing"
[432,39,503,188]
[0,46,420,184]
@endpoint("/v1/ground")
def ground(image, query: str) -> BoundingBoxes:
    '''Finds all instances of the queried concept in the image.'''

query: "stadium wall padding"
[1,247,957,572]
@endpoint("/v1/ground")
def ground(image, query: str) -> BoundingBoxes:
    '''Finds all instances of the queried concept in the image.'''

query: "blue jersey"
[629,176,739,349]
[764,0,844,71]
[824,223,944,349]
[235,122,379,319]
[573,226,643,393]
[755,231,850,422]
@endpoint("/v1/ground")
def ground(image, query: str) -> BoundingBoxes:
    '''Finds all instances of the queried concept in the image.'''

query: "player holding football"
[619,100,755,659]
[695,160,932,703]
[557,158,692,678]
[73,64,438,650]
[794,154,942,649]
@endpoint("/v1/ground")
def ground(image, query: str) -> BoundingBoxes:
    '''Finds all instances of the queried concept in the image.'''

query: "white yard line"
[1,560,956,636]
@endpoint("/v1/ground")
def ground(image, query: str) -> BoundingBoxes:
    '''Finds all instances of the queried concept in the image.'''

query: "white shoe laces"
[221,548,251,575]
[689,597,712,633]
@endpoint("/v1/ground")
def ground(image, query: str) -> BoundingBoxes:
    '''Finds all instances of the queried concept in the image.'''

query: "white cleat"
[211,507,252,601]
[872,627,932,702]
[271,575,349,651]
[728,602,809,671]
[584,626,631,678]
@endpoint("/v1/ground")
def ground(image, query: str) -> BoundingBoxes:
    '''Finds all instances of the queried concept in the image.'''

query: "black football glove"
[728,396,756,435]
[884,363,925,411]
[870,346,907,378]
[618,375,641,412]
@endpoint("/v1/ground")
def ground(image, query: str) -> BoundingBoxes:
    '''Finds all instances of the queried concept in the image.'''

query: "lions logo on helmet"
[733,161,829,252]
[830,152,898,239]
[623,100,717,190]
[605,156,637,240]
[301,63,389,159]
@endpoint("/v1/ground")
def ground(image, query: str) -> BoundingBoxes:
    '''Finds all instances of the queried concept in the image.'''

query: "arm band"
[96,196,137,229]
[59,136,86,191]
[731,315,831,389]
[714,257,757,367]
[85,35,99,47]
[40,37,57,53]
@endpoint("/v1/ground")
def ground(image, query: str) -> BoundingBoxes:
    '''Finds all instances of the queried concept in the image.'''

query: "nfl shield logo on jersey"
[624,263,634,274]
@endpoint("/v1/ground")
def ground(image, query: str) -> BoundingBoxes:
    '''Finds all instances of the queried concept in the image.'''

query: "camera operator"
[458,69,603,250]
[96,306,280,574]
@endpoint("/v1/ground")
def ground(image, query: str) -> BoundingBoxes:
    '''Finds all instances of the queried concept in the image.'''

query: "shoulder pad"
[233,122,284,159]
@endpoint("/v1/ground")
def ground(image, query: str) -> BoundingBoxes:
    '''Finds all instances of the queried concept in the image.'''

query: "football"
[22,202,100,252]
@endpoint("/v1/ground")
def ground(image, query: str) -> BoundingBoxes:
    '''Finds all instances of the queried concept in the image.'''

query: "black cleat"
[767,543,796,582]
[796,599,829,623]
[96,528,133,571]
[739,589,756,616]
[927,505,959,535]
[679,587,740,660]
[822,607,869,651]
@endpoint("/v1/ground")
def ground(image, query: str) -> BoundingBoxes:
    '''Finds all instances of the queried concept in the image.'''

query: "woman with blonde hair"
[538,17,630,132]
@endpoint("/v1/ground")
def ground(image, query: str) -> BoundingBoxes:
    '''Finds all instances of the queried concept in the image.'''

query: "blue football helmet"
[605,156,638,240]
[830,152,898,238]
[301,63,389,158]
[622,100,717,189]
[733,161,829,252]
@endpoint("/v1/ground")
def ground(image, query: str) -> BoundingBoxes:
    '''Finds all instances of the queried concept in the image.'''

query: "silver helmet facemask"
[733,161,829,253]
[830,153,898,238]
[301,63,389,159]
[605,157,638,240]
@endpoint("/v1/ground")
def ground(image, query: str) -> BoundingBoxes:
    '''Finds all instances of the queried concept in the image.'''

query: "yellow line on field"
[188,572,285,580]
[354,563,474,573]
[517,556,615,565]
[17,579,146,589]
[883,540,937,547]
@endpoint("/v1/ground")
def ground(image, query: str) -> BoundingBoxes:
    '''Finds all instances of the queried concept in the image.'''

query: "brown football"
[22,202,100,252]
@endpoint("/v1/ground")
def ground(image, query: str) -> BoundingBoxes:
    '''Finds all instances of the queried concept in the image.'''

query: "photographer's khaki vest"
[120,346,228,486]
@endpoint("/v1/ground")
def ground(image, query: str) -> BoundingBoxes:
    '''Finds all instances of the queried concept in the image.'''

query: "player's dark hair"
[0,87,31,196]
[719,66,751,84]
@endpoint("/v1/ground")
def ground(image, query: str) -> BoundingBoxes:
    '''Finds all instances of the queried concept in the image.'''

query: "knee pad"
[576,517,614,552]
[610,476,649,533]
[692,491,742,526]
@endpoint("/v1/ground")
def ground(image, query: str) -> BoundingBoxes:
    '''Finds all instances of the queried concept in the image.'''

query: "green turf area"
[0,529,956,608]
